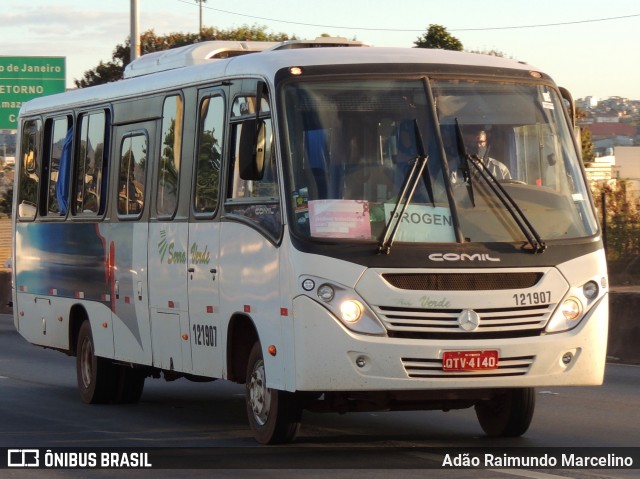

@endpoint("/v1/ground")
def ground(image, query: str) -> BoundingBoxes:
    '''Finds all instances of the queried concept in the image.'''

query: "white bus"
[13,39,608,444]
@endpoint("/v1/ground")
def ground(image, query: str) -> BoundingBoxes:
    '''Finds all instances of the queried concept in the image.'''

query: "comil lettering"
[428,253,501,262]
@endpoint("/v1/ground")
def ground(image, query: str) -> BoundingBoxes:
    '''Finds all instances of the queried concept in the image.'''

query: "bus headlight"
[546,276,606,334]
[561,298,581,321]
[340,300,363,323]
[546,297,583,333]
[300,276,386,336]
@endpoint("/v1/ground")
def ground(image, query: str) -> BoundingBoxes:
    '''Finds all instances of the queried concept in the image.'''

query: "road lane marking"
[490,469,574,479]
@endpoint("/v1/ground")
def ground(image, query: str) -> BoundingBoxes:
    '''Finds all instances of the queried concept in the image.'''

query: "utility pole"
[130,0,140,62]
[196,0,207,40]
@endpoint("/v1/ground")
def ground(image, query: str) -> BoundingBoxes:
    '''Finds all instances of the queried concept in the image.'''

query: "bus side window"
[45,116,72,216]
[17,118,42,220]
[226,86,281,238]
[229,118,277,200]
[74,111,108,216]
[118,133,147,217]
[194,95,224,215]
[157,95,183,218]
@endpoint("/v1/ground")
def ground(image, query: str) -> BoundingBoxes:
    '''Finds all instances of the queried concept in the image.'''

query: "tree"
[591,180,640,264]
[75,25,293,88]
[75,61,124,87]
[414,24,463,51]
[580,126,596,164]
[0,185,12,217]
[576,108,595,165]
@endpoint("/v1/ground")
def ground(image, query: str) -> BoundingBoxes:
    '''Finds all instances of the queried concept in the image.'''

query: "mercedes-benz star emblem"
[457,309,481,332]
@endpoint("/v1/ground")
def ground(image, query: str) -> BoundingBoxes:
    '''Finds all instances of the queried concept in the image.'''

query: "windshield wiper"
[454,120,547,254]
[378,119,430,255]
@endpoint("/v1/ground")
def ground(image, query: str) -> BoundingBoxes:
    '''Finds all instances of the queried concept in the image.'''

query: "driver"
[468,129,511,180]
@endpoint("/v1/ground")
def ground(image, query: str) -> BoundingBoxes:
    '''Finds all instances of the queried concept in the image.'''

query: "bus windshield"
[282,77,599,245]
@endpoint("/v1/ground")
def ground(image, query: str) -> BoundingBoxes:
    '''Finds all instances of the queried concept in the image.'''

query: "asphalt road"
[1,314,638,478]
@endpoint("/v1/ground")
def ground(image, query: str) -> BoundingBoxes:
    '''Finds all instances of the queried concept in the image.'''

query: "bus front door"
[187,221,222,378]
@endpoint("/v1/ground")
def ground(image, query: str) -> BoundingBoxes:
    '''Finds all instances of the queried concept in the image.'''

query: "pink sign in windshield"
[309,200,371,239]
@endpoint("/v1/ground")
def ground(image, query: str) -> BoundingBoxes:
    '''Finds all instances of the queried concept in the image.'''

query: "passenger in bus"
[304,129,329,198]
[467,129,511,180]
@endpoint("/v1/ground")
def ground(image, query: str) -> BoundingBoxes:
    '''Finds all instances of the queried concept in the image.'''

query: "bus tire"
[475,387,535,437]
[113,366,145,404]
[245,342,302,444]
[76,321,116,404]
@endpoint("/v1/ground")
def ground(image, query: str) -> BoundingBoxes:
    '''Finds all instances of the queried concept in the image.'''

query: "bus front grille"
[382,272,543,291]
[401,355,535,378]
[376,304,552,339]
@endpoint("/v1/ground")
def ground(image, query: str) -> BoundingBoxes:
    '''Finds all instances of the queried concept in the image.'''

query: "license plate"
[442,350,499,371]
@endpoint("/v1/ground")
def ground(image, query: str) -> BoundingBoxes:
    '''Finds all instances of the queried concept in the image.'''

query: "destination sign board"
[0,57,66,129]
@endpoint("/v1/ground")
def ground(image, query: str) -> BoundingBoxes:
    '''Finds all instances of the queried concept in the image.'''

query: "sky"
[1,0,639,100]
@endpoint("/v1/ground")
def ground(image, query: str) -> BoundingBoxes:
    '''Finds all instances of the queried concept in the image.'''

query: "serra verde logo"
[158,230,210,265]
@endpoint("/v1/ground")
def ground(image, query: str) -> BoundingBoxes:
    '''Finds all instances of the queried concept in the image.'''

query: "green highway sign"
[0,56,66,129]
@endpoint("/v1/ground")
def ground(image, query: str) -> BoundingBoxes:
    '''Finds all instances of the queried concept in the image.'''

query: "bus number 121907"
[513,291,551,306]
[192,324,217,347]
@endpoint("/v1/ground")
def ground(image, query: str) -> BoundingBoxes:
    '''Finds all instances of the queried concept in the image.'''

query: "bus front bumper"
[291,294,608,392]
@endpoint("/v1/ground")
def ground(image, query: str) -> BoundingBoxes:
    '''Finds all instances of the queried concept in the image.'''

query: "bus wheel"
[475,388,535,437]
[113,366,145,404]
[245,342,302,444]
[76,321,116,404]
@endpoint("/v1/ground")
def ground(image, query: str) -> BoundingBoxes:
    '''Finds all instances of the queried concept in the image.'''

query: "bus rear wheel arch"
[76,320,117,404]
[76,320,145,404]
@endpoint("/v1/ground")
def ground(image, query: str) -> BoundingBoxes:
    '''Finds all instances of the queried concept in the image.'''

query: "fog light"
[356,356,367,368]
[562,352,573,365]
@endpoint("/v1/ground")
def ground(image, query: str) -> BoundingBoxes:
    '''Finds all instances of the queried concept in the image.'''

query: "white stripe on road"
[489,468,574,479]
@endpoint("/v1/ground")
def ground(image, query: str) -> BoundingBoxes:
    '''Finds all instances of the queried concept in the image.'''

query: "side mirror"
[559,86,576,128]
[238,119,267,181]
